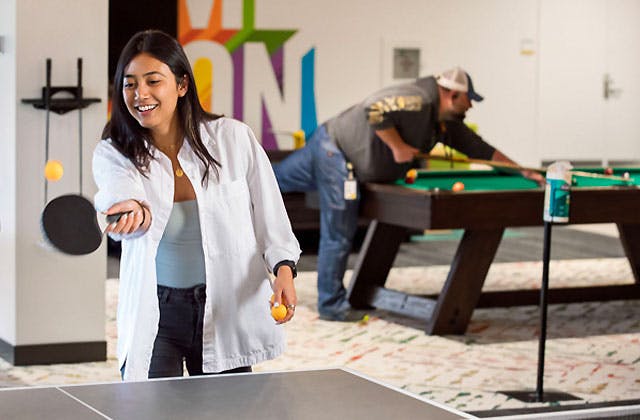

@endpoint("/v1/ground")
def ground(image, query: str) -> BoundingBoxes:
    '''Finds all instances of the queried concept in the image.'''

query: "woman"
[93,30,300,381]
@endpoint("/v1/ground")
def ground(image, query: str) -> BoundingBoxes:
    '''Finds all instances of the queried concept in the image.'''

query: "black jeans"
[122,284,252,379]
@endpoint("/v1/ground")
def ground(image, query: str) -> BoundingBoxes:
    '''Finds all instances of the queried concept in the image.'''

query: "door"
[603,0,640,163]
[538,0,640,164]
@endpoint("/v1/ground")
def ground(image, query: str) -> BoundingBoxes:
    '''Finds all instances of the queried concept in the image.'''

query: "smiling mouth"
[135,104,158,112]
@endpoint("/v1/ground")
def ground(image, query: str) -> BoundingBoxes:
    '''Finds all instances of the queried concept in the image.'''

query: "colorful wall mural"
[177,0,317,149]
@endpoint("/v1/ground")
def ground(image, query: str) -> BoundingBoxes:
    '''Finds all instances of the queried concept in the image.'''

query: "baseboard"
[0,338,106,366]
[468,398,640,418]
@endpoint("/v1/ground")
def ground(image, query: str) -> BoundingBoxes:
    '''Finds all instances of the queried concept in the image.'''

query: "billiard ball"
[452,181,465,192]
[404,168,418,184]
[623,172,630,180]
[604,167,614,175]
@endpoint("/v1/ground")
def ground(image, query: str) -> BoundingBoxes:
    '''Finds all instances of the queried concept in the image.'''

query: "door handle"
[603,73,623,99]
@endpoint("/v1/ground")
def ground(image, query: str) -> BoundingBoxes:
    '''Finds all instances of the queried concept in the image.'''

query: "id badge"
[344,179,357,200]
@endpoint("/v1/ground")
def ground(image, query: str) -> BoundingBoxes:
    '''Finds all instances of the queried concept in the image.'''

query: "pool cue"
[568,170,633,182]
[416,153,546,173]
[417,154,632,182]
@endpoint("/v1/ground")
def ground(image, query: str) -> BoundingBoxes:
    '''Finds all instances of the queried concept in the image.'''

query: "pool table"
[346,168,640,335]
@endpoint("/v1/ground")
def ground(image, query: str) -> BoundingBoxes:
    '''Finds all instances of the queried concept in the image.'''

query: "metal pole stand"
[500,221,581,403]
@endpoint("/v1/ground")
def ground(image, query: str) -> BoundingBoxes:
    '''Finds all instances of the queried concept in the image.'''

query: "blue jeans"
[273,125,360,319]
[119,285,252,379]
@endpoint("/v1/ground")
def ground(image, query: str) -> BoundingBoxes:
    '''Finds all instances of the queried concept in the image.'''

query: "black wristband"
[273,260,297,278]
[133,200,146,227]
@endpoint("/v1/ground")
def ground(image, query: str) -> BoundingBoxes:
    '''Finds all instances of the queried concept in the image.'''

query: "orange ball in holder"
[44,160,64,181]
[451,181,465,192]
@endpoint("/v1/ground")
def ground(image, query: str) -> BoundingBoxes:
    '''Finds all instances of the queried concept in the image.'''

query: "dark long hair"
[103,29,221,184]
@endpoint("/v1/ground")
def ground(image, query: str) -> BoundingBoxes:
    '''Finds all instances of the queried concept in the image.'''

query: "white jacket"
[93,118,301,381]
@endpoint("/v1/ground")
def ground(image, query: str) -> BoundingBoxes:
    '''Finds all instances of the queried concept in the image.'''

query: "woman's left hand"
[271,266,297,324]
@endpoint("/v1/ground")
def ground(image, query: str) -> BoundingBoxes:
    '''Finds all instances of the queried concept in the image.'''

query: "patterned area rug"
[1,258,639,414]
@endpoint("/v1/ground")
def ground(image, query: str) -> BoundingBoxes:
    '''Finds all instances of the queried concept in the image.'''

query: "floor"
[2,224,639,417]
[107,224,626,277]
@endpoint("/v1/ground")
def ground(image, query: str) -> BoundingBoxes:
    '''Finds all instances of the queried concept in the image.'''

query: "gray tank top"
[155,200,206,288]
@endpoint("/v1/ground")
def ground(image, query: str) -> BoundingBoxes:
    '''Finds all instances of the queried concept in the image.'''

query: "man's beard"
[442,111,466,121]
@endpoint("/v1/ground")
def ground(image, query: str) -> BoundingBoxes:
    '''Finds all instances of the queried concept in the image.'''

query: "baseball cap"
[436,67,484,102]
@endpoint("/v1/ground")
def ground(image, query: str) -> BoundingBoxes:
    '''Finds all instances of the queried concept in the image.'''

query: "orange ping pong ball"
[270,294,287,321]
[44,160,64,181]
[452,181,465,192]
[271,303,288,321]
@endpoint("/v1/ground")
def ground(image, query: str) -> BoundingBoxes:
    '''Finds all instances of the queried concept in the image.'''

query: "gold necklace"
[155,142,184,178]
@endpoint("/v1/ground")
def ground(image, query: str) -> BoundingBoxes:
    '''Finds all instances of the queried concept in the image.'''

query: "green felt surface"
[569,167,638,187]
[396,168,639,191]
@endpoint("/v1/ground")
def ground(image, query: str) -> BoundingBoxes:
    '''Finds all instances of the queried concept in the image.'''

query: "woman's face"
[122,53,187,137]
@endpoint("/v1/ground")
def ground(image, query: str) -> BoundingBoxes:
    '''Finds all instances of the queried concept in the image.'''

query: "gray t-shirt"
[325,76,495,183]
[156,199,206,288]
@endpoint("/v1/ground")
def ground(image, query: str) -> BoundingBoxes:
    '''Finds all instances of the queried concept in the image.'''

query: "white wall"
[1,0,108,348]
[193,0,542,165]
[0,0,18,344]
[196,0,638,166]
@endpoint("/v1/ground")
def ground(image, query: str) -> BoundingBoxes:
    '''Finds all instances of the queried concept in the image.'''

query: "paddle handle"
[105,211,131,224]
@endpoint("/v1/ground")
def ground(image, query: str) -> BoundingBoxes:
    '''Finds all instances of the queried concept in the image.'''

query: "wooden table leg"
[617,223,640,284]
[426,228,505,335]
[347,220,407,309]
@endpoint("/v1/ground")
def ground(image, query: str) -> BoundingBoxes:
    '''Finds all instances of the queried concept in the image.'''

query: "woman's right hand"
[104,199,149,234]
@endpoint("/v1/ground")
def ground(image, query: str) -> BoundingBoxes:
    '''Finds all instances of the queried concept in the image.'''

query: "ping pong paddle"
[41,194,127,255]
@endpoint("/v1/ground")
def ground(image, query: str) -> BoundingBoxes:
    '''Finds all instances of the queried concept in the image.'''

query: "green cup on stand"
[543,161,573,223]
